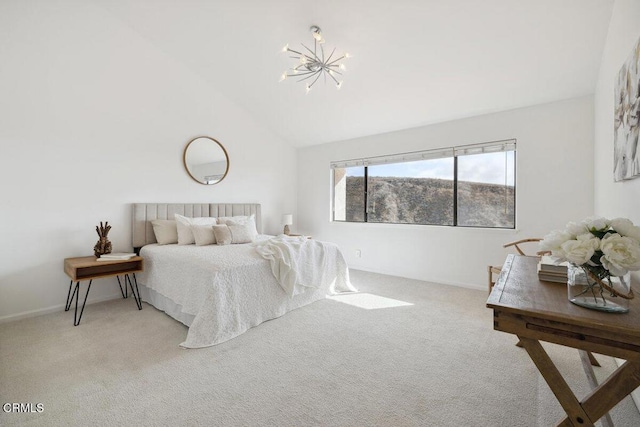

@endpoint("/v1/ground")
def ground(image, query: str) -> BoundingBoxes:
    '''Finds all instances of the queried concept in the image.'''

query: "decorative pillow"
[217,215,249,223]
[218,215,254,226]
[221,215,258,241]
[191,224,217,246]
[175,214,217,245]
[228,224,253,244]
[151,219,178,245]
[212,225,232,246]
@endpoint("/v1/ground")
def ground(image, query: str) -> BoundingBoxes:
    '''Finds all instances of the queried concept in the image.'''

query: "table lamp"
[282,214,293,235]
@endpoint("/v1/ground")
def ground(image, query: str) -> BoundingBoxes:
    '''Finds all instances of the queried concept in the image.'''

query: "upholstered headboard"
[132,203,262,249]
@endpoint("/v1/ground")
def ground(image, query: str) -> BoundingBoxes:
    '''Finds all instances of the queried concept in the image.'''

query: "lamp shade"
[282,214,293,225]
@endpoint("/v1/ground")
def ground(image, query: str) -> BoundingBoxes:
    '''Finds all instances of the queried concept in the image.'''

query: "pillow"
[175,214,217,245]
[220,214,258,241]
[212,225,232,246]
[151,220,178,245]
[228,224,253,244]
[191,224,217,246]
[217,215,249,223]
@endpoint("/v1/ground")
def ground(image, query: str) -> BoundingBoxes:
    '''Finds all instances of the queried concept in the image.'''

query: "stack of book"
[537,255,569,283]
[97,253,137,262]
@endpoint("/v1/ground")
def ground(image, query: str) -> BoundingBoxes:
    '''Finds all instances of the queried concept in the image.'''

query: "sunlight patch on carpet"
[327,293,413,310]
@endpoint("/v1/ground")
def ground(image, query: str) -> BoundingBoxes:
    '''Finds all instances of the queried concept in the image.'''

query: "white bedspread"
[138,237,355,348]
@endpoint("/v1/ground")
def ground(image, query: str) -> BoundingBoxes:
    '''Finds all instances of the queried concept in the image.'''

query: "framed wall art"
[614,35,640,181]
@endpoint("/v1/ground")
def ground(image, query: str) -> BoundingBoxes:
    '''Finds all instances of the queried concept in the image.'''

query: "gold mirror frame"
[183,136,230,185]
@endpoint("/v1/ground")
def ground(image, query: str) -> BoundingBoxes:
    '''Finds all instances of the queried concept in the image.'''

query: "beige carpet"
[1,270,638,426]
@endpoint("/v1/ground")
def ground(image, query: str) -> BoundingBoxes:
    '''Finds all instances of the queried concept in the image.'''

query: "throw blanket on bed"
[254,235,329,297]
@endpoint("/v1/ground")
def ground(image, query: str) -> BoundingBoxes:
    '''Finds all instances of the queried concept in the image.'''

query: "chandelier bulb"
[305,84,311,94]
[279,73,287,82]
[282,44,289,53]
[336,81,343,90]
[344,52,351,59]
[339,63,346,70]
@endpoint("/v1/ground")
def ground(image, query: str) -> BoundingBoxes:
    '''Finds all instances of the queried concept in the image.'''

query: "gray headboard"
[132,203,262,249]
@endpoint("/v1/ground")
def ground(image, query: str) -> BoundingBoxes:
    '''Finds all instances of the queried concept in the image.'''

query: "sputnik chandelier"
[280,25,350,93]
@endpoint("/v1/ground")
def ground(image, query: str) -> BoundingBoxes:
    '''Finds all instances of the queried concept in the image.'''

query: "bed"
[132,203,355,348]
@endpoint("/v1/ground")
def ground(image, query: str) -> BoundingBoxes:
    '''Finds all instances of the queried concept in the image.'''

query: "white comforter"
[138,237,355,348]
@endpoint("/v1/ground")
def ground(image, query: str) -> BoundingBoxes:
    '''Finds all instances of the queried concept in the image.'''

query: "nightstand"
[63,256,144,325]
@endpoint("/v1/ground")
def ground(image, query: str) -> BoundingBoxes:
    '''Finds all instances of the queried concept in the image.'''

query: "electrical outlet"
[355,249,361,258]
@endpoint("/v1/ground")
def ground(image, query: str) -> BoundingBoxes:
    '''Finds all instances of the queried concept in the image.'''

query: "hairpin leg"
[125,273,142,310]
[71,280,92,326]
[65,280,77,311]
[116,275,129,299]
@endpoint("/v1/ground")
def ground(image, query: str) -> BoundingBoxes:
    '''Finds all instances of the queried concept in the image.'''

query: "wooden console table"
[63,256,144,326]
[487,254,640,426]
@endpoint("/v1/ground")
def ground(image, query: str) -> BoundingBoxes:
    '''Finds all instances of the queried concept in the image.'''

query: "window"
[331,140,516,229]
[333,166,365,222]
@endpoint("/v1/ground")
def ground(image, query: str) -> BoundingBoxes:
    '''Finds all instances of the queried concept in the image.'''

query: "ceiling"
[96,0,614,147]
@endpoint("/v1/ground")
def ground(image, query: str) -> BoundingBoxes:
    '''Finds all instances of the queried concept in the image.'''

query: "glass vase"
[567,264,631,313]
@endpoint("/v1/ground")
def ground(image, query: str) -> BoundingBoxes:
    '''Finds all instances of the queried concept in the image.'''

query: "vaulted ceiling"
[96,0,614,147]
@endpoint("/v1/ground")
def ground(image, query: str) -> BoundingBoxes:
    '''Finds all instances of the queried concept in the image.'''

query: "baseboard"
[615,358,640,412]
[0,293,123,324]
[349,266,485,291]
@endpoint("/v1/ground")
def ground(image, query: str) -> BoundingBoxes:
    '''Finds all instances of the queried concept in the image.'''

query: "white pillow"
[212,225,232,245]
[191,224,217,246]
[151,220,178,245]
[175,214,217,245]
[228,224,253,244]
[220,215,258,241]
[217,215,248,225]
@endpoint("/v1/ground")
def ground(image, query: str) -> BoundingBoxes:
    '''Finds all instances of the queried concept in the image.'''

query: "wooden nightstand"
[63,256,144,325]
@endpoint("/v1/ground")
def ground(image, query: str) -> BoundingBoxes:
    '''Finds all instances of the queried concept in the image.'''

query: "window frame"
[330,139,516,229]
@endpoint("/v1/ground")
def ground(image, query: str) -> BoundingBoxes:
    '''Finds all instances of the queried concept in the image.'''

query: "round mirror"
[183,136,229,185]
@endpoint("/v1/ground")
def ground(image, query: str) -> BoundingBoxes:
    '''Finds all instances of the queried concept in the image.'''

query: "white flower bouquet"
[540,217,640,310]
[541,217,640,276]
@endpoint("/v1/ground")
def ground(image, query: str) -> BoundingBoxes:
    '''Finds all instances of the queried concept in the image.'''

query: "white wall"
[594,0,640,404]
[0,1,296,321]
[297,97,595,289]
[594,0,640,236]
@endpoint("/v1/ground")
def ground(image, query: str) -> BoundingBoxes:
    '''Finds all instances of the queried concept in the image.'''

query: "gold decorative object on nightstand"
[93,221,112,257]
